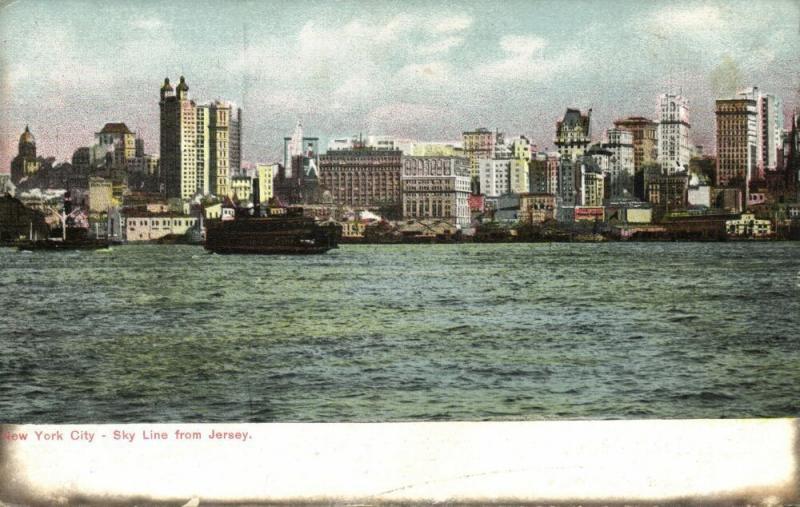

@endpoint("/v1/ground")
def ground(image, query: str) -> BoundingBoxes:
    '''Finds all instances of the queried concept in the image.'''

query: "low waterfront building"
[401,156,471,228]
[725,213,772,237]
[605,199,653,224]
[494,193,521,223]
[519,193,557,224]
[124,213,199,241]
[468,194,485,214]
[647,171,690,215]
[574,206,605,222]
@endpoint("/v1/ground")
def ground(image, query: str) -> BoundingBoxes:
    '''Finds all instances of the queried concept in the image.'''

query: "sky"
[0,0,798,171]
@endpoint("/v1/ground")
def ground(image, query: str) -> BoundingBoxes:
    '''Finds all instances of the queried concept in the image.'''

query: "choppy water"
[0,243,798,422]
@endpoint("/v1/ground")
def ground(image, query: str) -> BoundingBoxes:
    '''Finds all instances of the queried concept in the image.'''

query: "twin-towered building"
[159,76,242,200]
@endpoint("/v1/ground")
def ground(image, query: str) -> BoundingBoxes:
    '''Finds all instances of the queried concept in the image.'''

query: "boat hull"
[204,216,341,255]
[16,240,112,251]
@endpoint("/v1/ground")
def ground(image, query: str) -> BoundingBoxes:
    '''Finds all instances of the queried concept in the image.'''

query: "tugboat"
[204,206,341,255]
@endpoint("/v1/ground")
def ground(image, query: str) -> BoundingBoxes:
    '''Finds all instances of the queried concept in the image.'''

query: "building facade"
[254,164,275,204]
[283,121,319,177]
[94,123,136,169]
[401,156,471,228]
[518,193,556,224]
[10,126,40,184]
[478,158,511,198]
[124,214,199,241]
[160,77,241,200]
[509,159,530,194]
[318,148,402,209]
[602,128,635,197]
[715,97,758,189]
[725,213,771,237]
[656,94,691,174]
[554,108,591,161]
[462,128,504,180]
[613,116,658,174]
[738,87,783,178]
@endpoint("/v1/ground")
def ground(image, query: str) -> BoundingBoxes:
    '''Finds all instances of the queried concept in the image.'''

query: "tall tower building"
[738,87,783,178]
[715,97,758,200]
[160,77,241,200]
[554,109,591,162]
[613,117,658,173]
[283,121,319,178]
[602,128,635,197]
[160,76,198,200]
[10,125,40,184]
[656,94,691,174]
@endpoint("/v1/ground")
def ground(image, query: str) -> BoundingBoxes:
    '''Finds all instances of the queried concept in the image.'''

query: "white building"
[478,158,511,198]
[327,135,414,154]
[124,214,199,241]
[657,94,692,174]
[255,164,276,204]
[725,213,772,237]
[401,156,471,228]
[509,135,532,161]
[687,172,712,208]
[509,159,530,194]
[738,87,784,177]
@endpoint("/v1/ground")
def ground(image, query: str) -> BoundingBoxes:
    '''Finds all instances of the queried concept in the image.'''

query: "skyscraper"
[602,128,635,197]
[283,121,319,177]
[554,108,592,161]
[715,97,758,194]
[160,76,241,200]
[656,94,691,174]
[613,117,658,174]
[462,128,504,182]
[738,87,783,178]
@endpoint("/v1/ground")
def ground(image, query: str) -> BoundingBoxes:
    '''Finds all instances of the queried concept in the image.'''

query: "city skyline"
[1,0,798,171]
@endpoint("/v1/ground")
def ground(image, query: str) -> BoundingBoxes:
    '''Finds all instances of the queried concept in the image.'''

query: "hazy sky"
[1,0,798,171]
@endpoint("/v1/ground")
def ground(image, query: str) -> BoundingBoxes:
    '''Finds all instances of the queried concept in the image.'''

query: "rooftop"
[99,123,133,135]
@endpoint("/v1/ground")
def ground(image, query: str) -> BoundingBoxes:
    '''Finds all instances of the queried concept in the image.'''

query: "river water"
[0,243,798,422]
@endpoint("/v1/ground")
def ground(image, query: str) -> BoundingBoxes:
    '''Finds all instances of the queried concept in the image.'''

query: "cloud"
[131,16,166,31]
[430,14,473,33]
[475,35,582,82]
[418,36,464,55]
[500,35,547,55]
[397,61,453,83]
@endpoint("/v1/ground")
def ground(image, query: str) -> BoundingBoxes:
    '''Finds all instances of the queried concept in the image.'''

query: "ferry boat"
[204,207,341,255]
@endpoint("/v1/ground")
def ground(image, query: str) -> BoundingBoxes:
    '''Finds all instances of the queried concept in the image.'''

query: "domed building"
[10,125,41,184]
